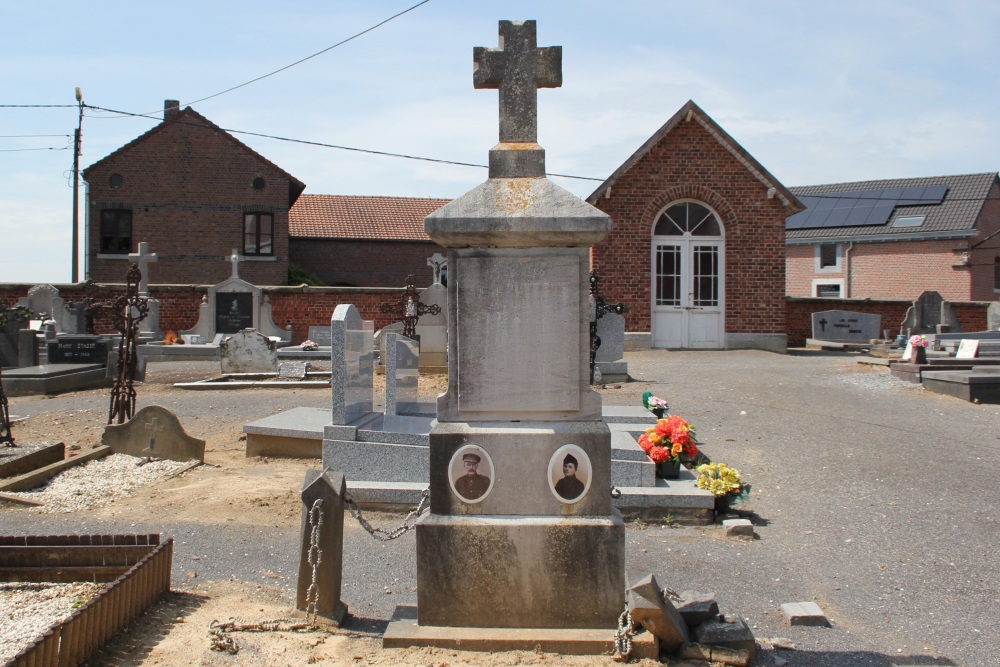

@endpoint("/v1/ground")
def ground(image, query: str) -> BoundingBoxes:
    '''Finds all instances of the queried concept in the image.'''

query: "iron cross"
[379,275,441,339]
[473,20,562,144]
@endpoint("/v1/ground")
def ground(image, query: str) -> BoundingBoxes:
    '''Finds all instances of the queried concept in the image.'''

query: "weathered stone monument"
[219,329,279,374]
[414,254,448,369]
[128,242,163,340]
[385,20,626,652]
[811,309,881,343]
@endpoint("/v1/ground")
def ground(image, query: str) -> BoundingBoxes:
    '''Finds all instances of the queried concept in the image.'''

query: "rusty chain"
[344,488,429,541]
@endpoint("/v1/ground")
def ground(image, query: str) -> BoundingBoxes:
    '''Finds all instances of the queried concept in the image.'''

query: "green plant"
[288,263,325,286]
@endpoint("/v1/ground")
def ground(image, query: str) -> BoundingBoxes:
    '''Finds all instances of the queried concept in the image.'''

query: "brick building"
[786,172,1000,302]
[288,194,449,286]
[587,100,803,351]
[83,101,305,286]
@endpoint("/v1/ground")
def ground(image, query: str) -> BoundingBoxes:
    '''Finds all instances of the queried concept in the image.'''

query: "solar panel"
[786,184,950,230]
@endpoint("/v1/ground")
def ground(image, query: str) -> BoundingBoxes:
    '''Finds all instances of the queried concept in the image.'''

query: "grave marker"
[296,469,348,626]
[956,339,979,359]
[46,335,110,365]
[330,304,374,425]
[102,405,205,462]
[385,333,420,416]
[988,302,1000,332]
[219,329,278,374]
[811,309,881,342]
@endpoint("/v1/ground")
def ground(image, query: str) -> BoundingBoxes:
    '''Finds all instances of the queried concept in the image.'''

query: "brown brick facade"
[290,238,442,287]
[83,107,303,287]
[590,107,793,344]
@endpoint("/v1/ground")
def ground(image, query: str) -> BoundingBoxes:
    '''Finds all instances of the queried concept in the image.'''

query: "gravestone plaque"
[215,292,254,334]
[278,361,309,379]
[307,326,332,347]
[330,304,374,425]
[988,302,1000,332]
[811,310,881,342]
[956,339,979,359]
[47,335,109,365]
[386,333,420,416]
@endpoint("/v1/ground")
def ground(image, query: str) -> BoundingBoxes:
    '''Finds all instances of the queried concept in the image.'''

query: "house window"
[892,215,925,228]
[815,243,841,272]
[99,209,132,254]
[654,202,722,236]
[994,257,1000,292]
[812,279,844,298]
[244,213,273,255]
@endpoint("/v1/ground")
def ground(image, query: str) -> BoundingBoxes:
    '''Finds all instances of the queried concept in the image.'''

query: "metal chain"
[208,618,312,654]
[344,488,429,541]
[305,498,323,625]
[612,605,637,662]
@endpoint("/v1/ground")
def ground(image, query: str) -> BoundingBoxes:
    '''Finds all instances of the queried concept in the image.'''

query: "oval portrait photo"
[548,444,591,504]
[448,444,494,503]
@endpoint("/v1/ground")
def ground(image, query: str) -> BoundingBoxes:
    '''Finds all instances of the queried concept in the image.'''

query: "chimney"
[164,99,180,120]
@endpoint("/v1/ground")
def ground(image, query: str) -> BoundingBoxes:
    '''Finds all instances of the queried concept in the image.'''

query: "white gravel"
[0,581,105,664]
[837,367,920,393]
[3,453,188,513]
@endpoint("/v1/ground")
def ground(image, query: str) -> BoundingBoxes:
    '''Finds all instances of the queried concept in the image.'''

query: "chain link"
[208,618,312,654]
[305,498,324,624]
[344,488,429,541]
[612,605,637,662]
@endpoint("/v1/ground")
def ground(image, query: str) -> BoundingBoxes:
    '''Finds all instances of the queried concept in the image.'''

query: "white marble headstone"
[331,304,374,425]
[386,333,420,416]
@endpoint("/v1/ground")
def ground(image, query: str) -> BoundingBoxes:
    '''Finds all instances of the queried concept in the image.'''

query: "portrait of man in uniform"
[449,445,494,502]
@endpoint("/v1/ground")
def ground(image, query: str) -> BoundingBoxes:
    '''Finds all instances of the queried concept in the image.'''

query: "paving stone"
[678,642,751,666]
[676,590,719,627]
[627,574,689,652]
[693,617,756,662]
[723,518,755,538]
[781,601,830,626]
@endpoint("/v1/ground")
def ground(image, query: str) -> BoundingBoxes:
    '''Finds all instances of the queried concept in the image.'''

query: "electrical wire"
[0,146,70,152]
[182,0,431,108]
[0,134,71,138]
[0,104,77,108]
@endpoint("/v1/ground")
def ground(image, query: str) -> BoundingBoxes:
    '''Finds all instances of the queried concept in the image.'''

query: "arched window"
[654,201,721,236]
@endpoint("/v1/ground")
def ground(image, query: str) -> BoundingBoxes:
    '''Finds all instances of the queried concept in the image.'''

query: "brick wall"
[969,181,1000,301]
[591,115,789,338]
[83,109,298,286]
[289,238,441,287]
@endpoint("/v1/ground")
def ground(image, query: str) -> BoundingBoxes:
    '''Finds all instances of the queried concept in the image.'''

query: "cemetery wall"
[83,107,299,287]
[289,238,440,287]
[592,114,788,336]
[785,297,990,347]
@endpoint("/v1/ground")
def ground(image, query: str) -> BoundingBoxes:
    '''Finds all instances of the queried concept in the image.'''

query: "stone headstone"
[296,469,348,626]
[219,329,278,374]
[627,574,690,651]
[414,283,447,368]
[988,302,1000,332]
[102,405,205,462]
[331,304,374,425]
[956,339,979,359]
[0,321,24,369]
[278,361,309,379]
[46,335,110,365]
[18,329,38,368]
[595,311,625,362]
[18,284,69,332]
[215,292,255,334]
[811,310,881,342]
[902,290,960,335]
[385,333,420,416]
[375,322,404,365]
[307,326,332,348]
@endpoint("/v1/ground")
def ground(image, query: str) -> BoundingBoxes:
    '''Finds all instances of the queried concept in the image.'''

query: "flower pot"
[651,408,665,419]
[913,346,928,364]
[656,459,681,479]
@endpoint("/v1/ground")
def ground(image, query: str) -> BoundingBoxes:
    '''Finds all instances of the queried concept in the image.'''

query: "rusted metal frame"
[107,263,149,425]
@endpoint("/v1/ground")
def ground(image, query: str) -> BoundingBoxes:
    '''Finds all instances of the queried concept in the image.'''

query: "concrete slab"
[781,601,830,627]
[383,605,658,658]
[1,363,110,396]
[922,369,1000,404]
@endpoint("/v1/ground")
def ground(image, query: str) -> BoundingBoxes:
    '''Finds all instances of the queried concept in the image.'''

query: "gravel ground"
[0,582,105,663]
[2,352,999,666]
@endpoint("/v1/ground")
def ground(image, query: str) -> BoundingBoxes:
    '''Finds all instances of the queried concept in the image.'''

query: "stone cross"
[229,248,242,280]
[818,317,828,332]
[143,415,164,459]
[474,20,561,144]
[127,242,158,296]
[427,253,447,286]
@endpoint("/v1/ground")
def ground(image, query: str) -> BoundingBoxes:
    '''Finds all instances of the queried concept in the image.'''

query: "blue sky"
[2,0,999,283]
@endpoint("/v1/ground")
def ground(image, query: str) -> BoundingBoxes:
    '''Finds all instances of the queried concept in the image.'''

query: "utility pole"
[71,87,83,283]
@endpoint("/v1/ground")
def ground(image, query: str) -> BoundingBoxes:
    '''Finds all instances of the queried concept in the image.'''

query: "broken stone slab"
[102,405,206,463]
[676,590,719,627]
[693,617,756,662]
[627,574,689,652]
[781,601,830,627]
[723,518,755,538]
[678,642,751,666]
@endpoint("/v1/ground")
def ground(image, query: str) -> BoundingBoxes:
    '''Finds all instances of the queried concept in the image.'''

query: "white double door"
[651,239,724,349]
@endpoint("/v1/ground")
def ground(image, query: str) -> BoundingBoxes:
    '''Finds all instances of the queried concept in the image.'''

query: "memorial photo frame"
[448,444,494,503]
[548,444,591,504]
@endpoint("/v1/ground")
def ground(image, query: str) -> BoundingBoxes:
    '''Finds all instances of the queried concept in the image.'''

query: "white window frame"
[814,243,841,273]
[812,278,844,298]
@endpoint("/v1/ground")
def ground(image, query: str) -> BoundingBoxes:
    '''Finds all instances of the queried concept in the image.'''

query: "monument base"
[384,605,657,658]
[415,513,625,629]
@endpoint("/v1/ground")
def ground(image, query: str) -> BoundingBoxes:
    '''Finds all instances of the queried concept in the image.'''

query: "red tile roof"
[289,193,450,241]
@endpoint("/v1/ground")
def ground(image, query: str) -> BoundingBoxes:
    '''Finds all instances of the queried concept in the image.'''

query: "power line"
[0,146,70,153]
[0,104,77,108]
[0,134,71,138]
[83,104,605,182]
[183,0,431,108]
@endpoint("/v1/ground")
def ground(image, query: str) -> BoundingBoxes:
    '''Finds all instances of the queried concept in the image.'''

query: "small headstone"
[331,305,374,425]
[722,518,755,538]
[956,339,979,359]
[780,601,830,627]
[17,329,37,368]
[627,574,690,652]
[46,335,110,365]
[278,361,309,380]
[219,329,278,374]
[595,311,626,363]
[307,326,332,348]
[385,333,420,416]
[414,283,447,368]
[18,284,69,333]
[102,405,206,462]
[296,469,348,626]
[676,591,720,627]
[988,302,1000,331]
[811,310,881,343]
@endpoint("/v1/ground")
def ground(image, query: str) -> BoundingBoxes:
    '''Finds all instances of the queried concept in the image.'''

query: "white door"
[650,202,724,349]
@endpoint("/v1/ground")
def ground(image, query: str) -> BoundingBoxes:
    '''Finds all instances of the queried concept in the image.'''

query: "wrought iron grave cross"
[379,275,441,339]
[108,263,150,425]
